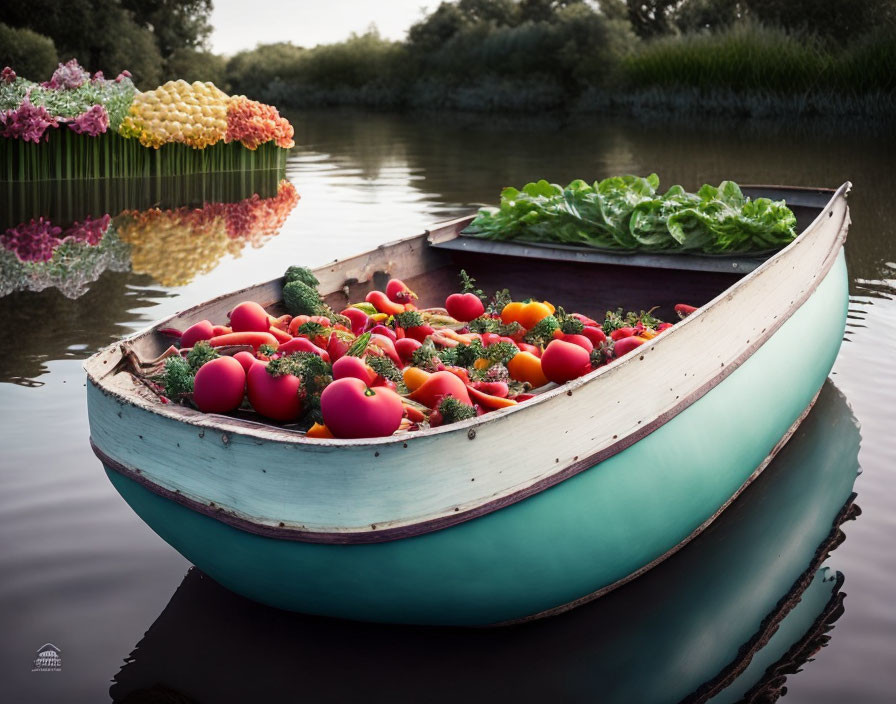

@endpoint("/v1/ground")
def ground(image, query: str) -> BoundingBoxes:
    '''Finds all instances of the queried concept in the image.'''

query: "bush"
[0,23,57,79]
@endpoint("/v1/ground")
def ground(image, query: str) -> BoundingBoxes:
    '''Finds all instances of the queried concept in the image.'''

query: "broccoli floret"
[284,265,319,288]
[436,396,476,425]
[185,340,219,372]
[411,342,441,371]
[555,307,584,335]
[282,280,323,316]
[267,351,332,389]
[590,341,614,368]
[524,315,560,346]
[468,316,523,338]
[603,308,626,334]
[480,341,518,366]
[366,355,409,393]
[162,356,194,399]
[393,310,424,329]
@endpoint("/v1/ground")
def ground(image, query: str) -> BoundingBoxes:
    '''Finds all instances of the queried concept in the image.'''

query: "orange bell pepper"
[507,350,549,387]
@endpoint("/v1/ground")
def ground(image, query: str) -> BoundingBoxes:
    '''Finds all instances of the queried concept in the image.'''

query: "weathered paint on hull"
[102,250,848,626]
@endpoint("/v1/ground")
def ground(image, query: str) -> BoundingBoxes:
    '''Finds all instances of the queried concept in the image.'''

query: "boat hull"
[100,249,848,626]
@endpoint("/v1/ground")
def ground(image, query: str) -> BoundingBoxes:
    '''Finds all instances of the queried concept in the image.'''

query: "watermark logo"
[32,643,62,672]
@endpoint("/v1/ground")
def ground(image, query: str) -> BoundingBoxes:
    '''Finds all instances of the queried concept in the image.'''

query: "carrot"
[402,366,431,392]
[268,326,293,344]
[306,422,334,439]
[466,385,518,410]
[402,404,426,423]
[208,331,279,352]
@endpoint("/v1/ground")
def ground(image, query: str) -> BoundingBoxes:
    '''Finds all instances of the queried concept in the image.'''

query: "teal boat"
[85,183,852,626]
[109,380,860,703]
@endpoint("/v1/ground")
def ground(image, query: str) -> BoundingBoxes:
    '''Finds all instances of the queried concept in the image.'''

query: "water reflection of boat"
[0,176,299,297]
[108,381,860,704]
[88,184,850,625]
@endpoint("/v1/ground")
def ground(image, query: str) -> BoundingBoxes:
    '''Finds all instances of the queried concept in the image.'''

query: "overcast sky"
[210,0,445,55]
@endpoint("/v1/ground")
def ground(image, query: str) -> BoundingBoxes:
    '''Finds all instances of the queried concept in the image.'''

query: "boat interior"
[123,187,831,366]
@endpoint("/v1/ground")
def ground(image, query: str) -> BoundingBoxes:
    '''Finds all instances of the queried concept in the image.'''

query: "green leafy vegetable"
[470,175,797,254]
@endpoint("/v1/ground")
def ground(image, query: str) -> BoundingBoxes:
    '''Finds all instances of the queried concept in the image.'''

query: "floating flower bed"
[0,61,295,180]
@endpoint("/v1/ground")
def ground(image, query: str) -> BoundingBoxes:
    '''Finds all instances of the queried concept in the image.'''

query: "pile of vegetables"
[0,61,294,180]
[469,175,798,255]
[148,267,697,440]
[0,180,299,297]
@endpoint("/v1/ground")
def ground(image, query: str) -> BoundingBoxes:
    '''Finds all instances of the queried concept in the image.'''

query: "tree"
[625,1,679,38]
[122,0,213,56]
[0,23,57,79]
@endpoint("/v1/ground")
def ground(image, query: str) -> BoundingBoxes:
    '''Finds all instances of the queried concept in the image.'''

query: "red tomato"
[610,327,638,341]
[560,333,594,352]
[613,336,647,358]
[193,356,246,413]
[332,355,377,385]
[327,333,351,362]
[180,320,214,349]
[407,371,472,408]
[515,341,542,357]
[385,278,417,303]
[445,293,485,322]
[581,326,607,347]
[540,340,592,384]
[395,337,422,364]
[320,377,404,439]
[233,351,256,373]
[230,301,271,332]
[247,361,303,421]
[404,324,434,343]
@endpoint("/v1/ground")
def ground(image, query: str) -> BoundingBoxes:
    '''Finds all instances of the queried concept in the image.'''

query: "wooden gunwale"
[88,183,851,544]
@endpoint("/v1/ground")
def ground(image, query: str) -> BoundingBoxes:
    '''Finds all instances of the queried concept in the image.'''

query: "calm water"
[1,111,894,703]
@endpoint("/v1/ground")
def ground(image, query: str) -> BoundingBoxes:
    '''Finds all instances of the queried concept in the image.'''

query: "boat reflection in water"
[109,380,860,704]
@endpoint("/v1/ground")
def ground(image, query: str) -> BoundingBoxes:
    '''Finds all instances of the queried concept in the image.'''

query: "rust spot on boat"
[566,390,572,397]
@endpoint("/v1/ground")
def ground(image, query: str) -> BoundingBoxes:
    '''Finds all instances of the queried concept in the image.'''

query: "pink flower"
[1,218,63,263]
[0,99,58,142]
[68,104,109,136]
[92,71,105,83]
[114,70,132,83]
[1,67,15,84]
[42,59,90,90]
[63,215,111,246]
